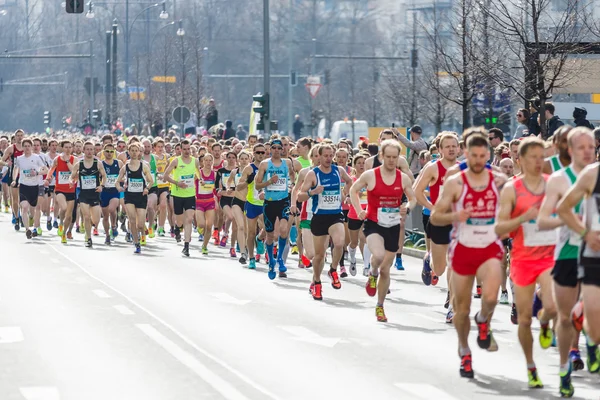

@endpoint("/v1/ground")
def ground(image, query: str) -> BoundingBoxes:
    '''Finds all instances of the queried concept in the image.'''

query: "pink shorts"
[196,200,215,212]
[510,258,554,287]
[448,240,504,276]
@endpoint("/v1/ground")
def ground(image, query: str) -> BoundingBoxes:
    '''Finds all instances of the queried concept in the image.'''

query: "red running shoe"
[328,269,341,289]
[460,354,474,378]
[311,282,322,300]
[365,273,377,297]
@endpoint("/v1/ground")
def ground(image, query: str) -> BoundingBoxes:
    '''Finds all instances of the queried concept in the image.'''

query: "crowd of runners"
[0,125,599,397]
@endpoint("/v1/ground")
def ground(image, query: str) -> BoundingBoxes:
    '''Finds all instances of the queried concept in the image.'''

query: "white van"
[328,120,369,145]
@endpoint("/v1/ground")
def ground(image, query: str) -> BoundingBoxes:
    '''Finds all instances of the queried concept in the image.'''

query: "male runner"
[350,140,416,322]
[298,144,353,300]
[152,138,171,236]
[543,126,571,174]
[496,137,558,388]
[431,133,506,378]
[1,129,24,228]
[255,138,296,279]
[142,138,158,240]
[538,127,597,397]
[100,143,123,245]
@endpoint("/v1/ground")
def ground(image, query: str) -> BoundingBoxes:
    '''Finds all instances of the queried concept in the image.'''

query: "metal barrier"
[404,229,426,249]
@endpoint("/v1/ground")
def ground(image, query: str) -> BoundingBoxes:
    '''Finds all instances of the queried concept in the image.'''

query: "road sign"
[305,75,322,99]
[152,76,176,83]
[172,106,191,124]
[130,92,146,100]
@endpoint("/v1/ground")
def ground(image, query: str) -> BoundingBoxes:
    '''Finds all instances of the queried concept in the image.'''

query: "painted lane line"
[92,289,111,299]
[45,243,281,400]
[137,324,250,400]
[394,383,460,400]
[113,305,135,315]
[209,292,251,306]
[19,386,60,400]
[0,327,24,344]
[278,325,340,348]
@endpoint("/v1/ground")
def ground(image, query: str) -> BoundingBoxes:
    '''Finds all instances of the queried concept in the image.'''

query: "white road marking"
[50,259,59,264]
[394,383,460,400]
[113,305,135,315]
[92,289,111,299]
[19,387,60,400]
[0,327,24,344]
[278,325,340,347]
[209,292,251,306]
[45,243,281,400]
[137,324,250,400]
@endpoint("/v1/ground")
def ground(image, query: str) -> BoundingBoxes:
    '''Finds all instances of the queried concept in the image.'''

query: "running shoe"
[587,343,600,373]
[511,303,518,325]
[93,227,99,236]
[36,227,42,236]
[527,368,543,388]
[248,258,256,269]
[200,247,207,255]
[571,301,584,332]
[148,227,155,239]
[532,289,543,319]
[375,305,387,322]
[444,292,450,309]
[460,354,474,378]
[239,253,247,265]
[11,216,16,225]
[305,262,312,269]
[446,308,454,324]
[279,271,287,278]
[340,266,348,278]
[26,229,32,239]
[230,248,237,258]
[474,312,491,350]
[301,254,311,267]
[291,245,299,255]
[53,220,58,229]
[421,254,432,286]
[431,271,439,286]
[365,273,377,297]
[474,285,482,299]
[46,219,52,231]
[395,256,404,270]
[125,232,132,243]
[256,235,265,254]
[213,230,220,246]
[310,282,323,301]
[255,254,260,263]
[105,236,111,245]
[559,364,574,398]
[157,227,165,237]
[86,238,93,248]
[539,322,554,349]
[174,227,182,243]
[363,264,370,277]
[66,232,73,240]
[569,349,584,371]
[268,264,276,280]
[235,242,240,252]
[198,233,204,242]
[75,225,80,234]
[499,290,509,305]
[220,236,228,248]
[328,269,341,289]
[487,331,498,352]
[182,246,190,257]
[112,226,119,238]
[14,222,19,231]
[61,234,67,244]
[349,261,357,276]
[57,224,64,236]
[140,236,147,246]
[134,244,141,254]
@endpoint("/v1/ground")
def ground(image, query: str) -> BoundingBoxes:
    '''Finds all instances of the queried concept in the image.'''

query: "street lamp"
[176,20,185,36]
[177,19,186,128]
[85,2,94,18]
[159,2,168,19]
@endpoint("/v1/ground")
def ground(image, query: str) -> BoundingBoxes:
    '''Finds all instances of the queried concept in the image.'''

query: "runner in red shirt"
[431,133,507,379]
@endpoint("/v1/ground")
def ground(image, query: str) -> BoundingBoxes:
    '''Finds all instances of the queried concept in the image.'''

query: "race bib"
[105,174,118,188]
[23,169,37,178]
[318,189,341,211]
[180,174,195,189]
[377,207,401,227]
[459,218,497,248]
[128,178,144,193]
[222,173,230,189]
[359,188,368,205]
[58,171,70,185]
[81,175,96,190]
[522,221,557,247]
[267,173,287,191]
[234,173,242,186]
[198,179,215,195]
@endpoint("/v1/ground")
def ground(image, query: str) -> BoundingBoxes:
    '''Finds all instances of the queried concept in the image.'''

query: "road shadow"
[470,372,568,399]
[379,322,448,334]
[321,297,370,310]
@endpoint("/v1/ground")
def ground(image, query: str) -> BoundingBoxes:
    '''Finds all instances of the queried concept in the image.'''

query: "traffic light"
[66,0,84,13]
[252,92,269,131]
[324,69,330,86]
[43,111,51,125]
[92,109,102,122]
[290,71,297,87]
[62,117,67,128]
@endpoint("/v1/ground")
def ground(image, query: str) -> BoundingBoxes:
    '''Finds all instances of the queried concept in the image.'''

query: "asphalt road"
[0,211,598,400]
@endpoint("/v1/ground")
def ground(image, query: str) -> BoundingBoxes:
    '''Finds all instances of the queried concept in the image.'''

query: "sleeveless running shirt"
[429,160,448,205]
[366,167,404,227]
[102,159,120,193]
[155,154,170,189]
[196,169,216,202]
[556,166,583,260]
[171,157,196,198]
[55,155,76,193]
[510,175,556,263]
[348,175,367,220]
[547,154,565,173]
[298,156,311,169]
[126,163,145,194]
[311,166,342,215]
[78,159,100,194]
[581,163,600,261]
[454,170,500,248]
[247,163,264,206]
[263,159,289,201]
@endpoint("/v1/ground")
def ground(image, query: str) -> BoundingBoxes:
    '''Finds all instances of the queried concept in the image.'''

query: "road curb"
[403,247,426,259]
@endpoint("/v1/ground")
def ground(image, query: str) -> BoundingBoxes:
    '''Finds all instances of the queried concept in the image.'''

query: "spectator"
[223,120,236,140]
[205,98,218,130]
[397,124,428,177]
[573,107,594,129]
[236,124,248,140]
[514,108,530,139]
[488,127,504,166]
[544,102,564,140]
[292,115,304,140]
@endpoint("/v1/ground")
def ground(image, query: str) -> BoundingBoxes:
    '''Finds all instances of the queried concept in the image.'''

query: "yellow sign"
[592,94,600,103]
[152,76,176,83]
[368,127,409,157]
[130,92,146,100]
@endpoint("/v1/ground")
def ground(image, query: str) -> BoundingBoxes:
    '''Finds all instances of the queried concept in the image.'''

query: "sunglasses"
[290,154,299,157]
[272,146,283,150]
[104,149,115,153]
[254,151,266,155]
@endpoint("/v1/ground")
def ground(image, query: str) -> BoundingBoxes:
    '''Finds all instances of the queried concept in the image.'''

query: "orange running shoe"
[376,305,387,322]
[328,269,341,290]
[310,282,323,301]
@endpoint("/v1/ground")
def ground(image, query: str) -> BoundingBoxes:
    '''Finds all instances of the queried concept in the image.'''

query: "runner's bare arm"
[98,164,108,187]
[365,156,374,170]
[142,163,154,187]
[338,166,354,196]
[557,164,597,236]
[349,170,372,219]
[495,182,528,236]
[162,158,178,184]
[1,146,13,163]
[537,173,566,230]
[542,159,553,175]
[444,164,461,180]
[291,168,308,206]
[297,170,317,202]
[401,172,417,210]
[430,176,461,226]
[116,165,127,191]
[287,159,296,184]
[491,170,508,190]
[11,161,19,182]
[69,161,80,183]
[413,163,435,210]
[236,165,251,191]
[397,156,414,183]
[254,161,271,190]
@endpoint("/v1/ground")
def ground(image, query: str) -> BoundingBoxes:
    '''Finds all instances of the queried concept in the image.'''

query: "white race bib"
[198,180,215,195]
[128,178,144,193]
[459,218,497,248]
[81,175,96,190]
[377,207,401,227]
[22,169,36,178]
[318,189,341,211]
[105,174,118,188]
[180,174,195,189]
[58,171,70,185]
[523,222,557,247]
[267,173,287,192]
